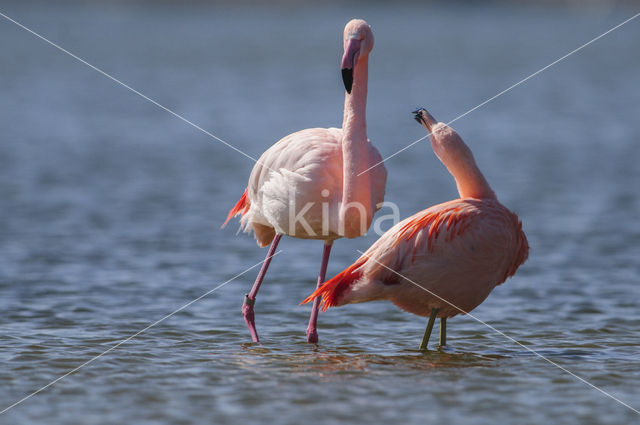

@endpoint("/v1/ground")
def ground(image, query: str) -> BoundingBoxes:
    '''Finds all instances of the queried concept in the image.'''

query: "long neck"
[340,56,372,237]
[446,150,496,200]
[342,58,368,140]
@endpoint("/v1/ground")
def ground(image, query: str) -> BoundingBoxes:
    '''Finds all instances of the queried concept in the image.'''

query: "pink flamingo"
[303,108,528,349]
[223,19,387,344]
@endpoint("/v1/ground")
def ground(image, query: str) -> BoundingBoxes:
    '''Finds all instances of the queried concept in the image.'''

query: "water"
[1,1,639,424]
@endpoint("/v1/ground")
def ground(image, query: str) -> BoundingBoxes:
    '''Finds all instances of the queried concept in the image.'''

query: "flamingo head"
[413,107,457,160]
[341,19,374,94]
[413,108,437,132]
[412,107,496,200]
[413,107,474,172]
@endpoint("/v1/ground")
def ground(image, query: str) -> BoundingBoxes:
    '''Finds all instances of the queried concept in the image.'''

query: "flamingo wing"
[303,200,478,310]
[224,127,386,245]
[304,198,528,316]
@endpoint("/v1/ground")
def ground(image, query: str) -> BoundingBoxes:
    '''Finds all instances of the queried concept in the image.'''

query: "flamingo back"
[228,127,386,245]
[305,198,528,318]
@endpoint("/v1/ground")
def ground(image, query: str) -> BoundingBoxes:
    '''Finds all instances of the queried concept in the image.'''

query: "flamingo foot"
[306,327,319,344]
[242,295,260,343]
[305,242,333,344]
[306,296,321,344]
[240,234,282,344]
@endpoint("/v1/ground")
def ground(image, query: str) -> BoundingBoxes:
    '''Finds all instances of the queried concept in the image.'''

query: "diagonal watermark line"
[0,10,272,170]
[358,11,640,177]
[356,250,640,415]
[0,250,282,416]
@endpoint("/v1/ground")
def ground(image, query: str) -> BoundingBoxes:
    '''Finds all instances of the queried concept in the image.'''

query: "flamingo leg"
[439,317,447,347]
[419,308,439,351]
[306,241,333,344]
[242,233,282,343]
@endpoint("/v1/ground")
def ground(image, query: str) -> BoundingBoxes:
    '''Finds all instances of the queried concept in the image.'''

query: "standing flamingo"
[303,108,528,349]
[223,19,387,344]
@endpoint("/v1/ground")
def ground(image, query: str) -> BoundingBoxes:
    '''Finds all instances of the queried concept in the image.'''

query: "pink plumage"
[223,188,249,229]
[303,108,528,347]
[226,126,386,247]
[304,198,527,317]
[223,19,387,344]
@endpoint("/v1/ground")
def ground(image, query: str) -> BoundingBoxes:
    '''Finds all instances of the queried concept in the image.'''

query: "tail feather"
[222,188,250,228]
[301,257,367,311]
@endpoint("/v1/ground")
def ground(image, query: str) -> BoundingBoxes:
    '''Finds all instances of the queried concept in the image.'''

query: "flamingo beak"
[413,108,437,132]
[341,38,361,94]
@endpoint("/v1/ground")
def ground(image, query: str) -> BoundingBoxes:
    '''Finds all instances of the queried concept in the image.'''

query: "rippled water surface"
[1,2,639,424]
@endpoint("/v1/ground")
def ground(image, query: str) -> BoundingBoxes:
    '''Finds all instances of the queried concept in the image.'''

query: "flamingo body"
[223,19,386,343]
[305,197,527,318]
[226,127,386,246]
[303,108,529,347]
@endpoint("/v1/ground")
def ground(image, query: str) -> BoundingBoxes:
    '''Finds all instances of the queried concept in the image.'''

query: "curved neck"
[340,56,372,237]
[446,151,496,200]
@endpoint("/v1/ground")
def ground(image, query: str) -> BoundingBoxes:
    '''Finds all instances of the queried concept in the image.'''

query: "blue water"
[1,2,639,424]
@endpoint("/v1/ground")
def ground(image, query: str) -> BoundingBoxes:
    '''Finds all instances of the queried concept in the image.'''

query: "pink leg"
[306,241,333,344]
[242,234,282,343]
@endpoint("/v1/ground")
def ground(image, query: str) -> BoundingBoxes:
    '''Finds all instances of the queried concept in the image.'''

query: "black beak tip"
[412,107,426,124]
[342,68,353,94]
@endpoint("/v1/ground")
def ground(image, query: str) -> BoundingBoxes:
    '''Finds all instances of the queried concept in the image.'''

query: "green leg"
[439,317,447,347]
[419,308,439,351]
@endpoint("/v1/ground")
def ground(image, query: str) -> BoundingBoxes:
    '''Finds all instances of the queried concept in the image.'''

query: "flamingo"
[303,108,528,350]
[223,19,387,344]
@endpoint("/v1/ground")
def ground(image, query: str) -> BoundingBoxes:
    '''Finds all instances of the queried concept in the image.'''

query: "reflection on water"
[1,1,640,424]
[236,342,603,378]
[231,344,506,381]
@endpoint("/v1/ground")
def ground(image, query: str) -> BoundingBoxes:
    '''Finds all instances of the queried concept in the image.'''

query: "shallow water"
[1,1,639,424]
